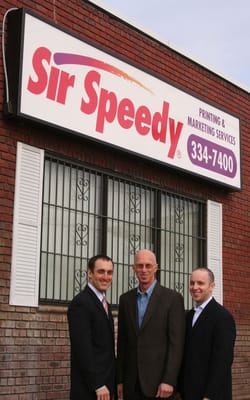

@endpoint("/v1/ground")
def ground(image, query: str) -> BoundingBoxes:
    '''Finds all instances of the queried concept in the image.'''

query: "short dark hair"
[192,267,215,283]
[87,255,113,272]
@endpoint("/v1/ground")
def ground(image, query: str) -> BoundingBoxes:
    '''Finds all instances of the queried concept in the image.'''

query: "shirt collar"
[195,296,213,310]
[88,282,104,302]
[137,279,157,297]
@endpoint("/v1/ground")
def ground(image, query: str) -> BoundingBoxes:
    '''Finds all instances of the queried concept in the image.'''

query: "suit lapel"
[187,309,195,327]
[139,283,160,330]
[191,298,216,331]
[86,285,103,311]
[86,286,113,325]
[127,289,139,333]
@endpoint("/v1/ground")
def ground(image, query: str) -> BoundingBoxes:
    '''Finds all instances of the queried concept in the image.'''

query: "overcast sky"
[90,0,250,91]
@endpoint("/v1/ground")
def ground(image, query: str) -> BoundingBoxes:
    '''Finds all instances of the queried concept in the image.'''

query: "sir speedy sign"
[9,10,241,190]
[27,46,183,159]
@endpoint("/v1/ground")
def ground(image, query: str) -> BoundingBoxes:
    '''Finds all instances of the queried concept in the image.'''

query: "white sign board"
[13,11,241,190]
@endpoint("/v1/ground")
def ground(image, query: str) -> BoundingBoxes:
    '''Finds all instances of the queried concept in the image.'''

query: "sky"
[90,0,250,91]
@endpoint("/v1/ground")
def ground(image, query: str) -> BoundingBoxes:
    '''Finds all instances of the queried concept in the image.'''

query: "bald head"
[134,249,157,265]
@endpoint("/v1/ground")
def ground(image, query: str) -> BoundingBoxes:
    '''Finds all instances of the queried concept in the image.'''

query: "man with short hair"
[68,255,115,400]
[178,267,236,400]
[117,249,186,400]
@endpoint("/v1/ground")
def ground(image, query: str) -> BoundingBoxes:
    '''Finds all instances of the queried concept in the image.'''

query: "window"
[10,144,223,308]
[39,155,206,308]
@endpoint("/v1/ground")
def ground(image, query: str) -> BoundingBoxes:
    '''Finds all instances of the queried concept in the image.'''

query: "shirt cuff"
[96,385,106,392]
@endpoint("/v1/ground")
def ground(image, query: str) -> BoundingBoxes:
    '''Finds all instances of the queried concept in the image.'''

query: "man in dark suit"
[67,255,115,400]
[117,249,186,400]
[178,267,236,400]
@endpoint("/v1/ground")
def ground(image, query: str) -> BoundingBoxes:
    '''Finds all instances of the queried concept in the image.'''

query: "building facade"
[0,1,249,399]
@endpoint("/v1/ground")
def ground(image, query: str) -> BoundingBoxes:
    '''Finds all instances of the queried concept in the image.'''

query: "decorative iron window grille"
[39,156,206,308]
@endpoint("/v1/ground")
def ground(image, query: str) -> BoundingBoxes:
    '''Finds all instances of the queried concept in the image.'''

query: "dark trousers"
[123,379,154,400]
[124,379,178,400]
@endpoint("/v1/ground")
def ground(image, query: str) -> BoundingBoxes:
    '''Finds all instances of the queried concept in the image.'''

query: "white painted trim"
[9,143,44,307]
[207,200,223,304]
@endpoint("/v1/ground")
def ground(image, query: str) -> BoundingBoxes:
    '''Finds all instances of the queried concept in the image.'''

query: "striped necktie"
[102,295,109,316]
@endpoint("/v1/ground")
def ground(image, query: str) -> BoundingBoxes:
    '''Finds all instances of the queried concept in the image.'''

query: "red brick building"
[0,1,249,399]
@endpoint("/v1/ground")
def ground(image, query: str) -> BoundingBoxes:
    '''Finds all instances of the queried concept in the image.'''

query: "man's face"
[189,269,215,305]
[133,250,158,290]
[88,258,114,292]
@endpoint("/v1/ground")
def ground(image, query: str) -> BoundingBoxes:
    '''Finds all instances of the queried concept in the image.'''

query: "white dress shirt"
[192,296,213,327]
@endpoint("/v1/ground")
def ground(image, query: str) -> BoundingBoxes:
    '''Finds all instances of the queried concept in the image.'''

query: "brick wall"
[0,0,249,399]
[0,306,70,399]
[233,325,250,399]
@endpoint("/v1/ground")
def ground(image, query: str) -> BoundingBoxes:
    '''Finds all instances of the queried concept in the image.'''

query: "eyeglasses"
[134,263,156,270]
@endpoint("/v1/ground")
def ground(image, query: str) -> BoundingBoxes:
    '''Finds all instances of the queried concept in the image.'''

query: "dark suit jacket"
[117,281,186,398]
[67,286,115,400]
[178,297,236,400]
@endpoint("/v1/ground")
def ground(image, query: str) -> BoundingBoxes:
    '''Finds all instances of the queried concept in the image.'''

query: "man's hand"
[117,383,123,399]
[96,385,110,400]
[156,383,174,398]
